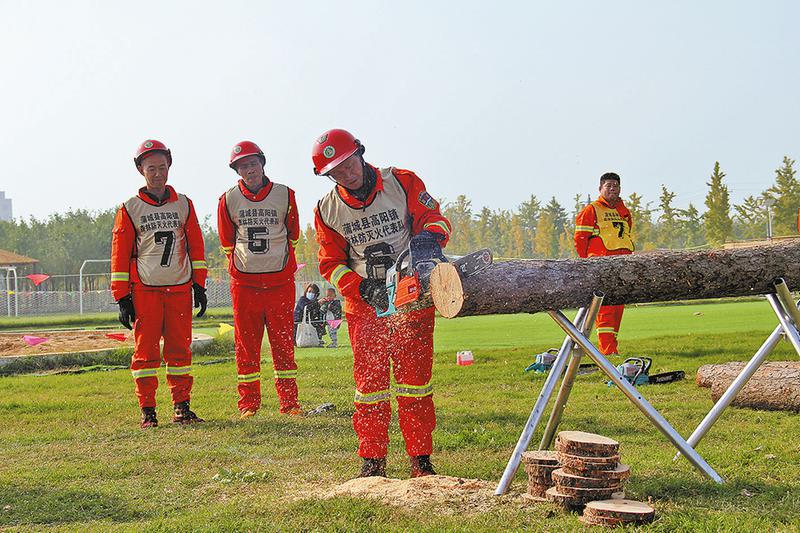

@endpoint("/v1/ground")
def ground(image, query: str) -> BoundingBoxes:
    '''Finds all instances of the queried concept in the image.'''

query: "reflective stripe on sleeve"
[191,260,207,270]
[423,221,450,235]
[574,225,595,233]
[330,264,354,290]
[111,272,130,282]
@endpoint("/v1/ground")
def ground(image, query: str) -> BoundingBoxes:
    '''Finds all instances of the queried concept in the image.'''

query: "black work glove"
[117,295,136,330]
[410,230,446,283]
[359,278,389,311]
[192,283,207,318]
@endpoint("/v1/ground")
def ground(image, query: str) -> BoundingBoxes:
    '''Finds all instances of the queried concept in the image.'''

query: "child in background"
[319,287,343,348]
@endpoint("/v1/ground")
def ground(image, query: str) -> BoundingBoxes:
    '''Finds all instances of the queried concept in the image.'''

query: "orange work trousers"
[130,284,194,408]
[596,304,624,355]
[231,282,299,413]
[347,305,436,459]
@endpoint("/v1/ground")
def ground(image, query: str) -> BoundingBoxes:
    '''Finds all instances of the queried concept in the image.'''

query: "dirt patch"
[0,331,133,357]
[324,475,519,513]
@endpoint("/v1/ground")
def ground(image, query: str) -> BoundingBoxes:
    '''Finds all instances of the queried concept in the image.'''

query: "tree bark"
[430,241,800,318]
[696,361,800,412]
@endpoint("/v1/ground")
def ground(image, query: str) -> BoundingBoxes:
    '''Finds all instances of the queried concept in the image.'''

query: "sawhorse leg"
[494,306,590,496]
[675,283,800,461]
[538,293,604,450]
[548,308,723,484]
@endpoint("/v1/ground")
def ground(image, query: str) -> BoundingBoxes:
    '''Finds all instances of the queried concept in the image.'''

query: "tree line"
[0,157,797,290]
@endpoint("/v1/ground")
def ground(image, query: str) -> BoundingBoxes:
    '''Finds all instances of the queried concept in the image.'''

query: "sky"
[1,1,799,228]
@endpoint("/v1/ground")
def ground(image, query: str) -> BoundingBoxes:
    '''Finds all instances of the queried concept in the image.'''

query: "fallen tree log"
[696,361,800,412]
[430,241,800,318]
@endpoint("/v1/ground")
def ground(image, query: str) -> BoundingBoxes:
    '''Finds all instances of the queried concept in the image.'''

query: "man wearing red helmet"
[574,172,634,355]
[111,140,208,428]
[312,129,452,478]
[218,141,303,418]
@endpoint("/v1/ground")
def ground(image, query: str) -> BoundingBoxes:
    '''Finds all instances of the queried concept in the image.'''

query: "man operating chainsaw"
[111,139,208,428]
[312,128,451,478]
[574,172,634,355]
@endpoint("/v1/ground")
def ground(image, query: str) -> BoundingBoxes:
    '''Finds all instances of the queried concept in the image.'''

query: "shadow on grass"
[0,485,144,527]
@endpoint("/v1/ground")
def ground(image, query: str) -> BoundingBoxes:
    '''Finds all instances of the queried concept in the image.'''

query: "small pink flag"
[295,263,306,272]
[327,319,342,329]
[106,333,127,342]
[22,335,48,346]
[26,274,50,286]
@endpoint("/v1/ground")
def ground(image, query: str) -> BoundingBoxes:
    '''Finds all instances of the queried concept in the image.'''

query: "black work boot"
[171,400,204,425]
[359,457,387,478]
[140,407,158,429]
[410,455,436,478]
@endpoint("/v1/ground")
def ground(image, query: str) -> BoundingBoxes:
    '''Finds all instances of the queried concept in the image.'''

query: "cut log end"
[430,263,464,319]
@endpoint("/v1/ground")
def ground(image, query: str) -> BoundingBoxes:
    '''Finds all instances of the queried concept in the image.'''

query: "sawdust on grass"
[324,475,524,514]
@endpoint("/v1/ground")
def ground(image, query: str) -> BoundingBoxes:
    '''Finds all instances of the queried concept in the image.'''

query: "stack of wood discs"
[521,450,560,499]
[581,499,656,527]
[545,431,630,509]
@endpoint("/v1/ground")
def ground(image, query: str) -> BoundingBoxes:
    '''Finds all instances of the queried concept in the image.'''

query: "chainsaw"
[524,348,598,375]
[376,247,493,318]
[607,357,685,387]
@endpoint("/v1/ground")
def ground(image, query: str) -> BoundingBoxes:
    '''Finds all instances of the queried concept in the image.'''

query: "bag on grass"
[295,307,319,348]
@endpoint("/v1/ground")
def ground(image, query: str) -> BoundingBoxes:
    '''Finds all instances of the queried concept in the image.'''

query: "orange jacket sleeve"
[287,188,300,246]
[393,168,452,246]
[574,204,597,259]
[110,206,135,301]
[185,198,207,287]
[315,205,364,301]
[217,193,235,258]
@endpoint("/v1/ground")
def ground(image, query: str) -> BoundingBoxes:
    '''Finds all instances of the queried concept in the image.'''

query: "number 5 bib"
[224,183,290,274]
[124,194,192,286]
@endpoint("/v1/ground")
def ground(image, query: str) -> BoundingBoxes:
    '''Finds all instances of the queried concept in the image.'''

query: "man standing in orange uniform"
[574,172,634,355]
[312,129,452,478]
[111,140,208,428]
[217,141,303,418]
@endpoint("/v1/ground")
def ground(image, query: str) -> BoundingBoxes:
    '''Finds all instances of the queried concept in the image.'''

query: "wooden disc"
[524,463,560,478]
[526,471,555,485]
[545,486,600,507]
[584,499,655,522]
[551,468,624,489]
[558,453,621,473]
[527,482,549,498]
[579,514,627,527]
[553,484,618,499]
[430,263,464,318]
[521,450,560,465]
[555,431,619,458]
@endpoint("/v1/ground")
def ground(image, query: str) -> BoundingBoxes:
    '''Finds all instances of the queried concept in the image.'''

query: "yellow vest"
[591,201,634,252]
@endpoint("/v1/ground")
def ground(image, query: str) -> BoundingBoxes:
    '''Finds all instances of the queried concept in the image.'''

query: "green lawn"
[2,300,800,531]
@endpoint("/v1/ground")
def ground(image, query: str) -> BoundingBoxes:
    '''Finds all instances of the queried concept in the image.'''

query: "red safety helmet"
[312,128,364,175]
[229,140,266,170]
[134,139,172,167]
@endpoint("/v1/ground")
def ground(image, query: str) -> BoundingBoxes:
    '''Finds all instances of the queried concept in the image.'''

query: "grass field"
[2,300,800,531]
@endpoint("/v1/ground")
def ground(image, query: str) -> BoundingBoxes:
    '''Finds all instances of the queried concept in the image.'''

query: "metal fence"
[0,266,330,317]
